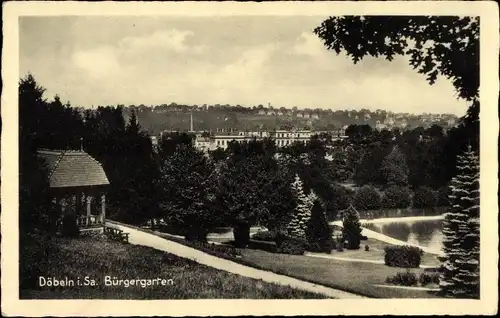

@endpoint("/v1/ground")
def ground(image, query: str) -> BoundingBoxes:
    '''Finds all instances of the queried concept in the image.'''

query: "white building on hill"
[193,129,347,152]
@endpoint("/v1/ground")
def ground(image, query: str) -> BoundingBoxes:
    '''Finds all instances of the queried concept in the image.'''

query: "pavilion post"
[101,193,106,224]
[86,195,91,217]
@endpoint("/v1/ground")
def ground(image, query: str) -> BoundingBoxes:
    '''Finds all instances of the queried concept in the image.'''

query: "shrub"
[305,200,334,253]
[354,185,382,211]
[382,186,412,209]
[275,234,307,255]
[252,230,276,242]
[384,245,423,268]
[341,205,362,250]
[413,187,438,209]
[181,239,241,258]
[365,245,370,251]
[419,272,440,286]
[247,239,277,253]
[386,271,418,286]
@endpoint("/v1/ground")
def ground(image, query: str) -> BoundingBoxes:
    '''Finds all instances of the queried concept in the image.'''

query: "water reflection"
[369,219,443,251]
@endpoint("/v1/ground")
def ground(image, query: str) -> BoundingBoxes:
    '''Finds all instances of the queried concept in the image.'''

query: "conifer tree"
[439,145,480,298]
[287,174,312,238]
[306,198,334,253]
[342,204,363,249]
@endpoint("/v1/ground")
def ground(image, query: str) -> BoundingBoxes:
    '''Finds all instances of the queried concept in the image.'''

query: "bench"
[104,226,129,243]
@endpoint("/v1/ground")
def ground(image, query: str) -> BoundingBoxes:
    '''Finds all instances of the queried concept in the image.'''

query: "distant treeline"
[71,103,458,136]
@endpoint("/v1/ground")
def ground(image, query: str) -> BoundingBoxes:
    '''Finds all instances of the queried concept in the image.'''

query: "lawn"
[338,238,441,268]
[149,231,441,298]
[238,248,442,299]
[19,233,326,299]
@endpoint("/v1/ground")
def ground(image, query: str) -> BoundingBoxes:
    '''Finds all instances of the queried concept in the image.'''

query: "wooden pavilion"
[37,149,110,232]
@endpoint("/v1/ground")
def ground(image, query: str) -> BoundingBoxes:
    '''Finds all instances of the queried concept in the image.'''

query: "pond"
[365,219,444,252]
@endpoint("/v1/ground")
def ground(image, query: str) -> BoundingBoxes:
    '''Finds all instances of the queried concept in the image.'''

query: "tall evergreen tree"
[439,145,480,298]
[305,199,334,253]
[341,205,363,250]
[287,174,313,238]
[18,74,53,234]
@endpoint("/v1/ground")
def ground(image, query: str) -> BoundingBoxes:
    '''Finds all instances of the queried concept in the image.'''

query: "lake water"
[365,219,444,252]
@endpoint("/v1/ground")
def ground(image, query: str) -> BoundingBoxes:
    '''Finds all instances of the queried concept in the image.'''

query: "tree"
[413,187,438,209]
[257,165,296,233]
[18,75,54,235]
[381,146,409,187]
[314,16,480,183]
[314,16,479,103]
[354,185,382,211]
[382,186,412,209]
[341,205,363,250]
[218,139,286,247]
[107,111,160,227]
[305,199,334,253]
[287,174,314,238]
[159,144,222,242]
[439,146,479,298]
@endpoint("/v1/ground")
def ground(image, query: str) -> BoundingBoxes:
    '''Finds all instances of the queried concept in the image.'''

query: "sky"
[19,16,469,115]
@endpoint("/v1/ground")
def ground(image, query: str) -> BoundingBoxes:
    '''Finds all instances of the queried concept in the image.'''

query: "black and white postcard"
[1,1,499,316]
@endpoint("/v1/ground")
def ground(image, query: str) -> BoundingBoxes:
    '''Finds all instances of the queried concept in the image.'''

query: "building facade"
[193,129,347,152]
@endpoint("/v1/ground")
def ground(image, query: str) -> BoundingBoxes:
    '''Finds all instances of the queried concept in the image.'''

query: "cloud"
[292,32,327,57]
[119,29,207,54]
[72,46,121,78]
[20,17,469,115]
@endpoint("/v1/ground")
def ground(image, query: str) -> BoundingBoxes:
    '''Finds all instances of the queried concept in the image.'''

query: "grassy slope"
[19,234,325,299]
[238,249,441,299]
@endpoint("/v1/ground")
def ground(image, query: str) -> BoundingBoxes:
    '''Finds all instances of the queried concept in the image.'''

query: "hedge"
[384,245,423,268]
[275,234,307,255]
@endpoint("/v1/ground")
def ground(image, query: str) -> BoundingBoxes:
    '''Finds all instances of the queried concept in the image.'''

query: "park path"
[106,221,367,299]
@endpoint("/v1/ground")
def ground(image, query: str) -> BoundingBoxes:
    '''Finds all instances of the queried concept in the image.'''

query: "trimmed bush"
[252,230,276,242]
[353,185,382,211]
[275,234,307,255]
[419,272,440,286]
[305,200,334,253]
[382,186,412,209]
[413,187,438,209]
[247,239,277,253]
[386,271,418,286]
[384,245,423,268]
[341,205,362,250]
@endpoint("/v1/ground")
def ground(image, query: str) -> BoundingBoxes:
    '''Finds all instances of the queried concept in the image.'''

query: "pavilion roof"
[37,149,110,188]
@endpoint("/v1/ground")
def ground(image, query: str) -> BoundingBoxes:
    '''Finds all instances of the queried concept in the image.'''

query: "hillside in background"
[76,103,458,135]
